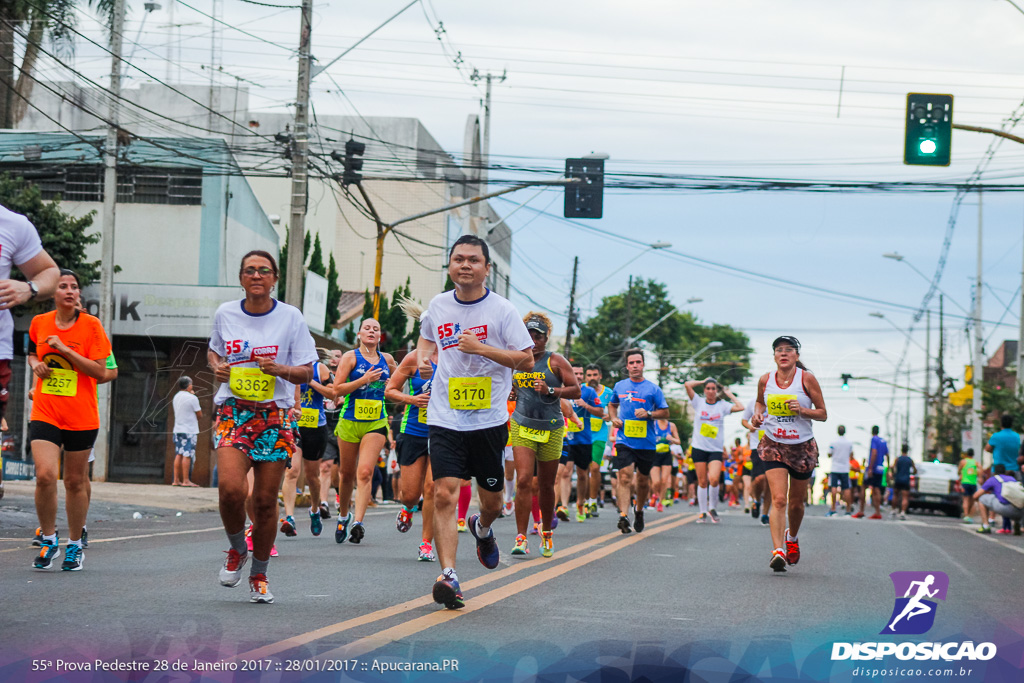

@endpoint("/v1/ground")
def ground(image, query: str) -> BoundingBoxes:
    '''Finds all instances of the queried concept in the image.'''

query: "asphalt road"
[1,487,1022,683]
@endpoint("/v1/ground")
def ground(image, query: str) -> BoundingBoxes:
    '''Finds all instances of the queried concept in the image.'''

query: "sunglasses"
[243,266,275,276]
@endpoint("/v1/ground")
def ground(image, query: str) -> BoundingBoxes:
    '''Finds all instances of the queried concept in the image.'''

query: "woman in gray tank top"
[508,312,581,558]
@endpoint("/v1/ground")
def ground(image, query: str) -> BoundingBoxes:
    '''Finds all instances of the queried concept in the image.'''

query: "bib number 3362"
[229,367,276,401]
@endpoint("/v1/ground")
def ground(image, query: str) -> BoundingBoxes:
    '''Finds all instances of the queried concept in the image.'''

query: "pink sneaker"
[270,544,279,557]
[245,525,253,552]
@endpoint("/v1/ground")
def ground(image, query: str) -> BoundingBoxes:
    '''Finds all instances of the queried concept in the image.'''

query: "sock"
[476,518,492,538]
[775,547,785,554]
[697,486,709,514]
[442,567,458,582]
[709,485,719,510]
[43,533,57,544]
[458,485,472,520]
[227,529,248,555]
[504,478,515,503]
[786,530,798,542]
[250,557,269,576]
[67,539,82,548]
[531,494,541,523]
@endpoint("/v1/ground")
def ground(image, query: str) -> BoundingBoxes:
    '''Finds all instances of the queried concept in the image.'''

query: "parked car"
[907,461,962,517]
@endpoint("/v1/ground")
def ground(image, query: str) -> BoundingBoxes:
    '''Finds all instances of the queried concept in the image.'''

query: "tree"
[0,172,100,283]
[277,228,311,300]
[325,253,341,328]
[572,277,752,386]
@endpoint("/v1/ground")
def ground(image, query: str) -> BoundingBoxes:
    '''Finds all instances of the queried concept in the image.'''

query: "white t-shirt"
[0,206,44,360]
[172,390,202,434]
[741,398,761,449]
[829,435,853,474]
[690,394,734,452]
[208,299,318,408]
[420,289,533,431]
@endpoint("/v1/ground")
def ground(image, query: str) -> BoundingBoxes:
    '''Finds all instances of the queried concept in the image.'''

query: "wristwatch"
[546,386,555,396]
[26,280,38,300]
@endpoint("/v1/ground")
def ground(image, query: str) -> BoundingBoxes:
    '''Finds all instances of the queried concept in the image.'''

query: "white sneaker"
[219,548,249,587]
[249,573,274,603]
[899,513,907,520]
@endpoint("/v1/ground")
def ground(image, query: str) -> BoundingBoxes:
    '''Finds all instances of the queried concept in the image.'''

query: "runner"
[278,387,305,539]
[284,353,333,536]
[208,251,317,602]
[384,347,438,561]
[315,349,341,519]
[651,417,680,512]
[684,447,697,506]
[29,269,111,572]
[331,319,396,544]
[749,336,827,572]
[508,314,581,557]
[585,364,614,513]
[416,235,534,609]
[891,444,916,520]
[683,377,744,523]
[852,425,888,519]
[958,448,979,524]
[567,362,602,522]
[826,425,853,517]
[608,348,670,534]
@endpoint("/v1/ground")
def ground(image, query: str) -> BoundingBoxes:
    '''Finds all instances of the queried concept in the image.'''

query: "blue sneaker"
[61,544,84,571]
[469,513,499,569]
[33,535,60,570]
[432,574,464,610]
[280,515,297,537]
[760,514,770,525]
[309,509,323,537]
[335,511,352,543]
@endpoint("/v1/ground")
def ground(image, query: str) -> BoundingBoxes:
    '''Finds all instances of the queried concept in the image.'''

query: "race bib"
[449,377,491,410]
[766,394,797,417]
[758,429,765,441]
[298,408,319,428]
[229,367,276,402]
[417,405,428,423]
[566,420,583,433]
[41,368,77,396]
[699,423,719,439]
[624,420,647,439]
[656,443,671,453]
[354,398,382,421]
[744,460,753,471]
[520,426,551,443]
[590,417,604,432]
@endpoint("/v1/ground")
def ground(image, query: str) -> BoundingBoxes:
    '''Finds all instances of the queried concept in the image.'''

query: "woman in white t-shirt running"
[683,377,743,523]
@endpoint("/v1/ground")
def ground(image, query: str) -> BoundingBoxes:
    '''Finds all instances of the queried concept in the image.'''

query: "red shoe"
[784,528,800,565]
[656,500,664,512]
[868,513,883,520]
[851,512,865,519]
[770,549,787,572]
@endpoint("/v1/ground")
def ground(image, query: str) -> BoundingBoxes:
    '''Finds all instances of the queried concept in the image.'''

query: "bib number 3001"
[41,367,78,396]
[229,367,276,402]
[354,399,382,421]
[449,377,491,410]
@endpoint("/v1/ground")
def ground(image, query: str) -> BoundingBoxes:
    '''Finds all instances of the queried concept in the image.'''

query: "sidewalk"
[1,480,220,513]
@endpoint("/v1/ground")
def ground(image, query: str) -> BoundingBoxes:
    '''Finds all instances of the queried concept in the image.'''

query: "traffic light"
[904,93,953,166]
[841,373,852,391]
[332,139,366,186]
[564,158,604,219]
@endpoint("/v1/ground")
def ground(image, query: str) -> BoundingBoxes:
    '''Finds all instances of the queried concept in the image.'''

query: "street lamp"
[868,312,927,353]
[881,252,970,315]
[686,297,703,304]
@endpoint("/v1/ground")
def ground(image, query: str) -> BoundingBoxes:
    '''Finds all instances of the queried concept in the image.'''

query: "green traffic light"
[919,139,937,155]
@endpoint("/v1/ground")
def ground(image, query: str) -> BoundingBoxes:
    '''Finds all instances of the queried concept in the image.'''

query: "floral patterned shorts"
[757,436,819,481]
[214,399,296,463]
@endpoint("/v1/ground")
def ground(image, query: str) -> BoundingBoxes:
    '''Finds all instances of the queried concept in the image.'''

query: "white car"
[907,461,962,517]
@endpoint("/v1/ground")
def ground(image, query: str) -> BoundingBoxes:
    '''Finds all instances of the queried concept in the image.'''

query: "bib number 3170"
[449,377,491,410]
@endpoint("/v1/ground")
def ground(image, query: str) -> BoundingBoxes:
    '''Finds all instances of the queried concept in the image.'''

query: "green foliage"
[280,230,344,328]
[572,277,752,387]
[359,277,420,352]
[0,173,100,284]
[666,397,693,450]
[326,253,341,328]
[979,380,1024,427]
[308,233,325,276]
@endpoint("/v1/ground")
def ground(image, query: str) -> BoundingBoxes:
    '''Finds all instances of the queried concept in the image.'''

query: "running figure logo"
[881,571,949,635]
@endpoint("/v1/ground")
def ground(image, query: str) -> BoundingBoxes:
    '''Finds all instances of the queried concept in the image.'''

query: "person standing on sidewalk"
[171,376,202,487]
[853,426,889,519]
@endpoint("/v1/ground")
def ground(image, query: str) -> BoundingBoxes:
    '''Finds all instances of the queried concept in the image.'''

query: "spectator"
[958,447,979,523]
[985,415,1020,481]
[171,376,202,487]
[974,464,1023,535]
[890,444,916,520]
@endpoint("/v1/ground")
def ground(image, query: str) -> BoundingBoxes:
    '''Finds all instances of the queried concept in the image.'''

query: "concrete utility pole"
[923,309,931,457]
[471,70,506,193]
[564,256,579,358]
[1018,222,1024,398]
[285,0,313,308]
[95,0,126,482]
[973,191,985,465]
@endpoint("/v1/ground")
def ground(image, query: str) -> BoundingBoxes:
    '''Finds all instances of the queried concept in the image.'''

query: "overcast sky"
[61,0,1024,457]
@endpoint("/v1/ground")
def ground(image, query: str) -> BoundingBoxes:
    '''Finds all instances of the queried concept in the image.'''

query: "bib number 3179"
[449,377,491,410]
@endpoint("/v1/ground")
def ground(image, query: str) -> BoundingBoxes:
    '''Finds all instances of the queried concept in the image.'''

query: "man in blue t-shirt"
[854,425,889,519]
[608,348,669,535]
[890,444,917,520]
[565,362,604,522]
[986,415,1021,481]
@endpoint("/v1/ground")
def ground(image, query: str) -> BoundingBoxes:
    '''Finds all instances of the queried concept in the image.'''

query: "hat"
[526,319,549,335]
[771,335,801,352]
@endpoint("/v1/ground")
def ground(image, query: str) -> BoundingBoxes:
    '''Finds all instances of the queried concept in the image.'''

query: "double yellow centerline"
[235,512,698,662]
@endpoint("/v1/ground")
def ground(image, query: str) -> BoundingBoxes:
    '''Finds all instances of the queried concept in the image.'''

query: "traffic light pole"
[564,256,579,358]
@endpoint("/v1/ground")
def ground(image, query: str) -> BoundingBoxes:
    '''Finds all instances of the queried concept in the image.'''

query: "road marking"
[652,553,675,557]
[313,514,697,662]
[0,526,223,553]
[233,513,692,662]
[957,525,1024,556]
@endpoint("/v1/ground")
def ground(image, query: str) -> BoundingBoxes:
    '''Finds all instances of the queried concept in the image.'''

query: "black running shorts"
[691,448,724,464]
[613,444,655,477]
[29,421,98,452]
[567,443,592,470]
[298,425,328,461]
[429,423,507,492]
[397,434,429,467]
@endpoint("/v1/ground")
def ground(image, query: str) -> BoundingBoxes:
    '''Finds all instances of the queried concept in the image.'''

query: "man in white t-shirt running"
[171,376,203,487]
[826,425,854,516]
[417,235,534,610]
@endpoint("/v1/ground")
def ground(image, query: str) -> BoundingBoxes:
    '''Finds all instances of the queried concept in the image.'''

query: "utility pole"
[1018,214,1024,398]
[621,275,634,368]
[923,309,931,458]
[906,363,911,449]
[95,0,126,482]
[563,256,579,359]
[938,295,945,460]
[973,190,985,466]
[207,0,221,132]
[285,0,312,308]
[470,70,506,194]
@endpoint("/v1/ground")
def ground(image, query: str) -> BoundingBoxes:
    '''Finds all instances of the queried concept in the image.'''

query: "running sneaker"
[457,518,468,533]
[634,508,645,533]
[80,527,89,548]
[280,516,297,537]
[976,526,992,534]
[469,514,499,569]
[770,549,788,573]
[752,500,760,519]
[656,500,664,513]
[432,574,464,610]
[335,511,353,543]
[996,528,1012,535]
[61,544,84,571]
[503,501,515,518]
[396,507,413,533]
[962,517,973,524]
[348,521,365,544]
[868,513,883,520]
[270,544,279,557]
[418,541,436,562]
[589,502,599,517]
[851,511,865,519]
[696,513,708,524]
[310,509,323,536]
[760,514,770,525]
[319,502,331,519]
[708,509,721,524]
[32,527,43,547]
[617,515,632,534]
[664,498,673,508]
[33,537,60,570]
[530,522,540,535]
[690,497,697,506]
[511,534,529,556]
[540,531,554,558]
[576,508,587,523]
[219,548,249,587]
[249,573,274,603]
[556,506,569,522]
[825,510,836,517]
[899,513,907,520]
[245,525,254,552]
[784,529,800,565]
[551,514,559,530]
